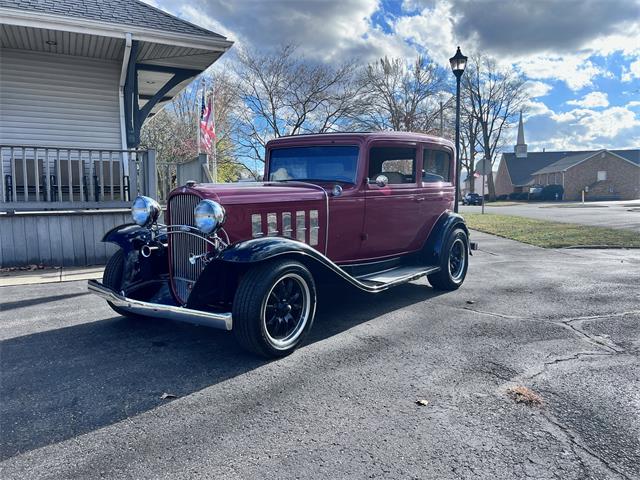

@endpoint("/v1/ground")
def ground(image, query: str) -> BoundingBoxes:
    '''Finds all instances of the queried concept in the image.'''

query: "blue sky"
[149,0,640,153]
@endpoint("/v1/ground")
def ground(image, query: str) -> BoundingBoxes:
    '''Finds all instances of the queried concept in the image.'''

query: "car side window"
[423,149,451,183]
[368,147,416,185]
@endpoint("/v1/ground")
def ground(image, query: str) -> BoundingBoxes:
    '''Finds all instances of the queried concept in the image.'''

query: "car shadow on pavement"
[0,281,442,460]
[1,292,91,312]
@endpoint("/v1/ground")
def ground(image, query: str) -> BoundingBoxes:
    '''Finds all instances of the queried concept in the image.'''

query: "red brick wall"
[494,157,513,196]
[564,152,640,200]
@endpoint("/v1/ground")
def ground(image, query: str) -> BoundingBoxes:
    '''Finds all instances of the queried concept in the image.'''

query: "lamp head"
[449,46,468,78]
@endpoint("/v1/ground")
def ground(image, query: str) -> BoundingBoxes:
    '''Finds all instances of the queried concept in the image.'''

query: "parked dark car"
[540,184,564,201]
[88,132,476,357]
[462,192,483,205]
[528,185,544,200]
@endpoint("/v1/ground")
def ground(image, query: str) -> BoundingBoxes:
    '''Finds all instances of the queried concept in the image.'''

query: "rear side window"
[423,149,451,183]
[368,147,416,184]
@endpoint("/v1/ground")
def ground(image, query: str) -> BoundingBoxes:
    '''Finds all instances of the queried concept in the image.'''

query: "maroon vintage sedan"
[88,132,475,357]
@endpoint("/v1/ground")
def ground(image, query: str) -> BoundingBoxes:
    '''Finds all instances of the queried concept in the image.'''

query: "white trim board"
[0,7,234,52]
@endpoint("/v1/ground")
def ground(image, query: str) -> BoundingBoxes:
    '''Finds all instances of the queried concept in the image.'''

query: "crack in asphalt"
[538,407,633,480]
[460,306,637,355]
[458,306,637,478]
[524,352,617,380]
[559,320,623,354]
[461,306,525,320]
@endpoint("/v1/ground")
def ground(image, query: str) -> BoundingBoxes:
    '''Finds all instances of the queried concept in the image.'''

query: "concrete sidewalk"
[0,266,103,287]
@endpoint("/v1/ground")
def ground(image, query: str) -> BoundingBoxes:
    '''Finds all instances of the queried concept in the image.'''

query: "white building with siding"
[0,0,232,267]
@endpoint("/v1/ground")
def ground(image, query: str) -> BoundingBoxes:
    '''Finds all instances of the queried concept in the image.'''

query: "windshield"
[268,145,359,183]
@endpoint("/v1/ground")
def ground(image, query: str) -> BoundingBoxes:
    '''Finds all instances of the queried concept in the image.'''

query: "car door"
[361,143,423,259]
[421,146,455,236]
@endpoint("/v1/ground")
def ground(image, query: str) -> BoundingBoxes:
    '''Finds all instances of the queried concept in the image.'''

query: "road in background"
[462,199,640,231]
[1,232,639,479]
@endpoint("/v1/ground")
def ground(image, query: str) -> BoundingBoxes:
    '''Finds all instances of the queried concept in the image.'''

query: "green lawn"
[464,213,640,248]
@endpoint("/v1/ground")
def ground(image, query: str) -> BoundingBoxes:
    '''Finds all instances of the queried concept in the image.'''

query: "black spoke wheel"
[233,260,316,358]
[428,228,469,291]
[448,238,466,282]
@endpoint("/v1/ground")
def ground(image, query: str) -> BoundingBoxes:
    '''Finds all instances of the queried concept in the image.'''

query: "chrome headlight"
[194,200,226,234]
[131,195,161,227]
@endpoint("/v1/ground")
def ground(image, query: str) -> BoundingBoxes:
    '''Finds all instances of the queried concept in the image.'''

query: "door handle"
[414,197,426,202]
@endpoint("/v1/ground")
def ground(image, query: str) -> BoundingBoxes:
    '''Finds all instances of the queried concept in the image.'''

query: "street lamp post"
[449,46,467,213]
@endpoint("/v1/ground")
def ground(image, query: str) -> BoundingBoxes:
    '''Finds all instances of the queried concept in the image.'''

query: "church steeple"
[514,111,527,158]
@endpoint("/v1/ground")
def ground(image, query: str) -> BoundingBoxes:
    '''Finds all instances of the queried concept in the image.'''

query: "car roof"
[266,131,455,150]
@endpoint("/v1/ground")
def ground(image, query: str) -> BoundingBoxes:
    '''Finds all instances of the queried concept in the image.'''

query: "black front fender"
[217,237,323,264]
[101,223,168,293]
[102,223,154,253]
[210,237,391,294]
[187,237,338,309]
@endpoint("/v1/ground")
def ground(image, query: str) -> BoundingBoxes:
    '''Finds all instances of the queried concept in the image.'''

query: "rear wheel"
[428,228,469,290]
[233,259,316,358]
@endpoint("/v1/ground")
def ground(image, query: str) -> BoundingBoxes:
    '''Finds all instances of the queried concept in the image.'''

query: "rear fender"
[421,211,469,264]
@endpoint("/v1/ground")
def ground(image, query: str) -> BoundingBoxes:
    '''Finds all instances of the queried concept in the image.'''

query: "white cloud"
[393,1,457,67]
[168,0,417,65]
[628,100,640,107]
[525,100,553,117]
[566,92,609,108]
[621,58,640,82]
[543,106,640,149]
[525,81,552,98]
[516,54,603,91]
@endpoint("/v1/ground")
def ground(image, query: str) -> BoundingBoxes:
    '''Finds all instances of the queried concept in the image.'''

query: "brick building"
[494,113,640,200]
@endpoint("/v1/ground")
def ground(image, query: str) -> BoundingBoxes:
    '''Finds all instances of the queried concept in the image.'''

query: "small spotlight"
[45,40,57,46]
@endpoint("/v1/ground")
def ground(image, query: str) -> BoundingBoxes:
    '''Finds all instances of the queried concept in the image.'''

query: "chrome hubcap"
[262,273,311,350]
[448,238,466,283]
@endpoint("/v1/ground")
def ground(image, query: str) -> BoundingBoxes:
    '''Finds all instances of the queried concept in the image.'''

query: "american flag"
[199,87,215,152]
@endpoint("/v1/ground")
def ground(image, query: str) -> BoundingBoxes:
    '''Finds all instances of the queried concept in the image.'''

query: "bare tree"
[353,56,447,133]
[234,45,360,166]
[141,70,247,186]
[463,56,528,199]
[459,94,482,193]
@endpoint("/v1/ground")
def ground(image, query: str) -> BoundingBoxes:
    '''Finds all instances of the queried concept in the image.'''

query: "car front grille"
[168,193,207,305]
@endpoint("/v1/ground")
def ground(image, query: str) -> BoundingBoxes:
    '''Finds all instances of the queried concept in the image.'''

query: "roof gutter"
[119,33,133,173]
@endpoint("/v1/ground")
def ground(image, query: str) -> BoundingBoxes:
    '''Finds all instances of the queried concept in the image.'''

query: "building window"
[597,170,607,181]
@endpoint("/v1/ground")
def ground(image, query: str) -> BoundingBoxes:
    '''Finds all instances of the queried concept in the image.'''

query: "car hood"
[187,181,326,205]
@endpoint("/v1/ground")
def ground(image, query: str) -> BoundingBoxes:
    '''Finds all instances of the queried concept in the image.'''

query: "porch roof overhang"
[0,5,233,146]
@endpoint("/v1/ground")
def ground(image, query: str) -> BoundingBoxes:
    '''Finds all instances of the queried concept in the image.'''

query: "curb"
[0,267,104,287]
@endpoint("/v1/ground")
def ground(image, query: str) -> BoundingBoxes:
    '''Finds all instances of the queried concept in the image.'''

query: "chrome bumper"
[87,279,233,331]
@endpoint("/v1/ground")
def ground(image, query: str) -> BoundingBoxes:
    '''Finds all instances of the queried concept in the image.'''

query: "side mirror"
[375,175,388,187]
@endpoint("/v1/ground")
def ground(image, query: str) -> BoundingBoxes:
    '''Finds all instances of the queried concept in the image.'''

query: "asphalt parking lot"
[461,200,640,232]
[1,231,639,479]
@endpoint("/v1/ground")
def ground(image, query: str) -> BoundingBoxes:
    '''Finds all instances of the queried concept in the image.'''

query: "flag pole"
[211,80,217,183]
[197,77,205,155]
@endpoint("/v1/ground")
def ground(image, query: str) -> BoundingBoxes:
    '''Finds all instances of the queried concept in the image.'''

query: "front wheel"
[103,249,130,317]
[233,259,317,358]
[427,228,469,290]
